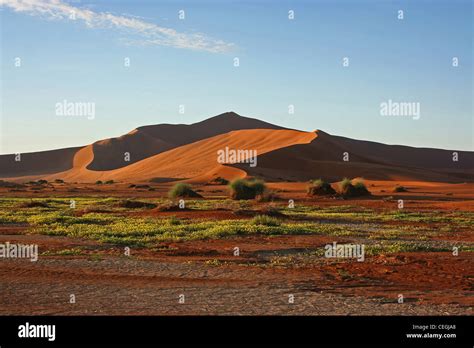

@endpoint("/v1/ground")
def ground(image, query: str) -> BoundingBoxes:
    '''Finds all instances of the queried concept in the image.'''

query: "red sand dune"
[42,129,317,183]
[0,146,82,178]
[234,130,474,183]
[0,112,285,177]
[0,112,472,183]
[88,111,285,171]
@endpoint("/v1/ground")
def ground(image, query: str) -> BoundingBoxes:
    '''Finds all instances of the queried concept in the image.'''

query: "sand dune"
[137,111,285,146]
[40,129,316,182]
[0,111,285,176]
[1,112,472,184]
[237,130,474,183]
[87,111,286,170]
[87,130,175,171]
[0,146,82,178]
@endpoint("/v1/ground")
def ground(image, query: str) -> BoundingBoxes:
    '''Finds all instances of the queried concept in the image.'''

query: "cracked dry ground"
[0,234,472,315]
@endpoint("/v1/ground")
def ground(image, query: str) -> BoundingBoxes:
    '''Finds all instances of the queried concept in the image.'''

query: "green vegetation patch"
[307,179,336,196]
[1,198,473,253]
[339,178,371,197]
[168,183,202,199]
[229,178,266,200]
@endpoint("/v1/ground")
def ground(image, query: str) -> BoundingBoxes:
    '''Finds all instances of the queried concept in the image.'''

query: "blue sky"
[0,0,472,154]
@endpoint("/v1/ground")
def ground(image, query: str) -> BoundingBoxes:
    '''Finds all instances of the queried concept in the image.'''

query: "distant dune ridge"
[0,112,472,183]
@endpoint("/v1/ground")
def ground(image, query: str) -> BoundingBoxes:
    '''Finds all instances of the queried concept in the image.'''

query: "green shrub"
[104,180,115,184]
[307,179,336,196]
[339,179,371,198]
[340,178,352,191]
[354,181,370,195]
[95,180,103,185]
[251,215,281,226]
[229,178,266,200]
[54,179,64,184]
[168,183,202,198]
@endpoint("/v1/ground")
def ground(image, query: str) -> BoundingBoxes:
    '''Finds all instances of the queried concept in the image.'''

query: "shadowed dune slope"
[236,130,474,183]
[87,130,175,171]
[0,147,82,178]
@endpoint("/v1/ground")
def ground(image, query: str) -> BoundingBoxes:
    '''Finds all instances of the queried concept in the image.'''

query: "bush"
[340,178,352,191]
[393,185,407,192]
[104,180,114,185]
[54,179,64,184]
[229,178,266,200]
[37,179,48,185]
[95,180,103,185]
[251,214,281,226]
[307,179,336,196]
[168,183,202,198]
[339,178,371,198]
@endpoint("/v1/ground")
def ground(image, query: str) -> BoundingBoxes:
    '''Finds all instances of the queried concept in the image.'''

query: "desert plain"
[0,112,472,315]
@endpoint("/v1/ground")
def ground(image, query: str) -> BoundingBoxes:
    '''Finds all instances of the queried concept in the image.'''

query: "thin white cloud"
[0,0,235,53]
